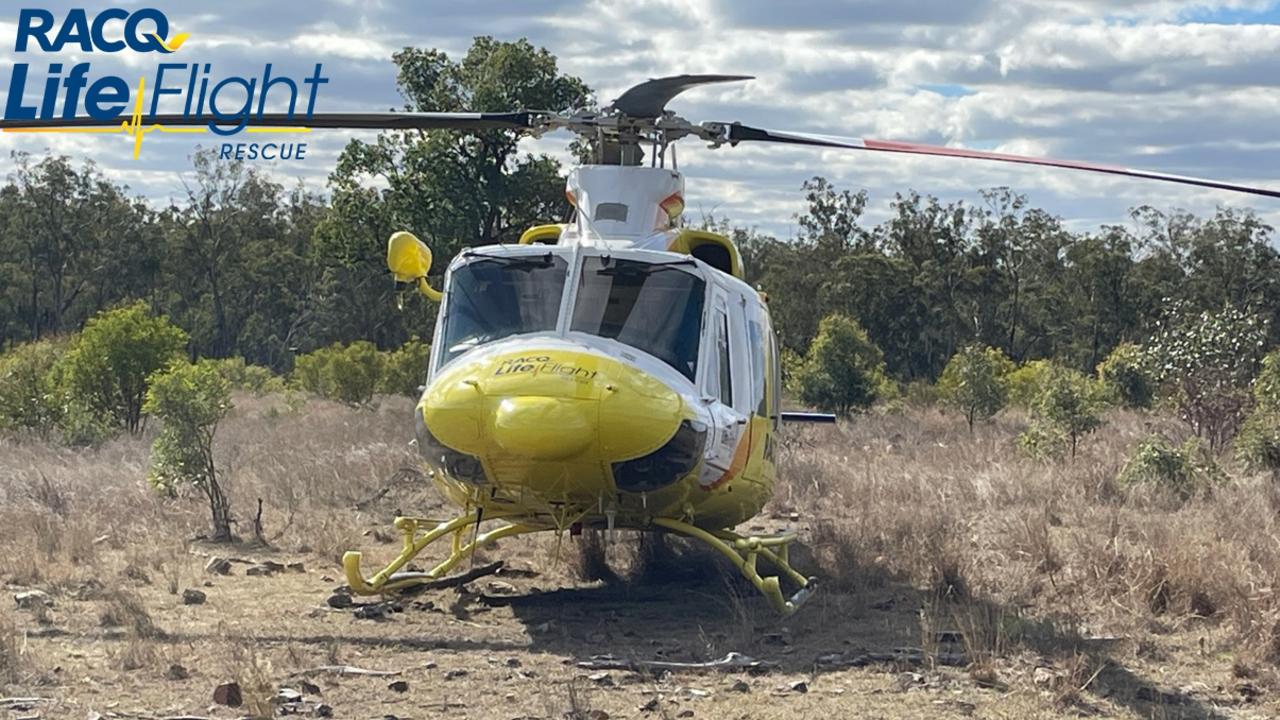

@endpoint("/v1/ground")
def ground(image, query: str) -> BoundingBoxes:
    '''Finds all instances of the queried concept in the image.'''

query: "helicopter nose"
[491,396,593,460]
[421,348,686,469]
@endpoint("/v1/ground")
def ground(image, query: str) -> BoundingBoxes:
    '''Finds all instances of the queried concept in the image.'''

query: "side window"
[769,329,781,429]
[747,317,767,417]
[716,309,733,407]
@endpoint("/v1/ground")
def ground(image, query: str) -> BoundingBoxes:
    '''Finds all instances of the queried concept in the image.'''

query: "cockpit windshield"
[439,254,568,366]
[570,257,705,380]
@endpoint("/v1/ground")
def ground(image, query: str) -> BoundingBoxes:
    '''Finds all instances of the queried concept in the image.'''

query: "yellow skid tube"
[343,512,537,594]
[654,518,816,615]
[342,512,816,614]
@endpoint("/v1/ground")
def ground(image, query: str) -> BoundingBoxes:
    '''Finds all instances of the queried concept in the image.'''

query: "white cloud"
[3,0,1278,238]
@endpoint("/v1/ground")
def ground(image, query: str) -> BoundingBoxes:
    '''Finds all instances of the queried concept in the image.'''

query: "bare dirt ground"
[0,394,1277,719]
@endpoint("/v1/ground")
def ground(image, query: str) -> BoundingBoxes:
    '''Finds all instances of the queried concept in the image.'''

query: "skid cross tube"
[343,511,538,594]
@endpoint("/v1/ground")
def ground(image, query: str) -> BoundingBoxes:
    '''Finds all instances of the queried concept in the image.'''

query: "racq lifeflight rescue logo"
[3,8,327,160]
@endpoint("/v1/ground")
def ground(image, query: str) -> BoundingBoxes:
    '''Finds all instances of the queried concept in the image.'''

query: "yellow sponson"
[667,229,745,280]
[518,224,565,245]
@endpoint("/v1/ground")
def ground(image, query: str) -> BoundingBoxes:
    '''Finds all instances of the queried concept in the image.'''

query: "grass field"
[0,393,1276,719]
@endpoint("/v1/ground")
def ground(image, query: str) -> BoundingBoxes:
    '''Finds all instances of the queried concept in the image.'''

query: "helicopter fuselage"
[415,240,781,532]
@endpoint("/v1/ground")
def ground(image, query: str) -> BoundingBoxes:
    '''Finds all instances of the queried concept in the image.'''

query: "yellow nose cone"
[491,396,594,460]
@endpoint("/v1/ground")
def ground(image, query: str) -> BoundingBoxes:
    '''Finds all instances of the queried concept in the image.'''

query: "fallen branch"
[291,665,403,678]
[816,648,968,669]
[577,652,776,673]
[390,561,504,592]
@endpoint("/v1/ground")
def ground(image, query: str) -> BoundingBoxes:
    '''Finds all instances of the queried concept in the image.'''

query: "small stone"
[388,680,409,693]
[354,601,401,620]
[213,681,243,707]
[677,711,694,719]
[274,688,304,704]
[639,697,659,712]
[204,557,232,575]
[166,663,190,680]
[445,669,468,680]
[314,704,333,718]
[14,590,52,609]
[326,593,353,609]
[287,562,306,573]
[1032,667,1057,686]
[730,679,750,693]
[588,672,614,686]
[182,589,207,605]
[586,711,610,720]
[505,657,521,667]
[789,680,809,693]
[423,660,438,669]
[299,680,321,695]
[245,564,276,577]
[486,580,518,595]
[894,672,924,692]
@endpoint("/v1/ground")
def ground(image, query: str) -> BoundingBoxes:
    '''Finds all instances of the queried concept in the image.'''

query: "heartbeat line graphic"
[2,76,311,159]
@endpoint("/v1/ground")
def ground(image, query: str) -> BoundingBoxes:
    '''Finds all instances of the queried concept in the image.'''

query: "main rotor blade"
[610,74,753,118]
[0,111,537,131]
[723,124,1280,200]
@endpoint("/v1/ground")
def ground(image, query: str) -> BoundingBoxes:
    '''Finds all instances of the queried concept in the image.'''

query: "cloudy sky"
[2,0,1279,238]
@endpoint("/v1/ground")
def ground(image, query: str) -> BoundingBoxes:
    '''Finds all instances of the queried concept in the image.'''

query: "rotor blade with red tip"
[723,124,1280,200]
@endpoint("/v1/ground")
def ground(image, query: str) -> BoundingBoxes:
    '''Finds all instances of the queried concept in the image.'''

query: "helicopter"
[6,74,1277,614]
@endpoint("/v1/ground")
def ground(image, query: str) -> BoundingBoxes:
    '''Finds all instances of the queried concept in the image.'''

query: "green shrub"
[144,360,234,540]
[794,314,888,416]
[1017,420,1068,461]
[901,380,941,408]
[292,341,382,406]
[1145,304,1268,452]
[780,347,805,395]
[938,345,1011,431]
[1006,360,1054,408]
[0,337,67,437]
[1119,433,1219,499]
[1255,350,1280,414]
[1097,342,1156,409]
[1236,411,1280,479]
[56,302,188,434]
[377,339,431,397]
[211,357,285,396]
[1020,366,1108,458]
[58,402,117,447]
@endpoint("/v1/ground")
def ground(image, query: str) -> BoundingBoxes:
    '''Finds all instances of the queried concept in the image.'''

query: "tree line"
[2,36,1279,384]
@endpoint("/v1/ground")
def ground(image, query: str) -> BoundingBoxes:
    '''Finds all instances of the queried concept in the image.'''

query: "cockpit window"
[570,257,705,381]
[440,254,567,366]
[594,203,629,222]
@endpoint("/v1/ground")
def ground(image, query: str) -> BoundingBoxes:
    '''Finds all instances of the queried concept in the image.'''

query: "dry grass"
[778,406,1280,685]
[0,393,1277,716]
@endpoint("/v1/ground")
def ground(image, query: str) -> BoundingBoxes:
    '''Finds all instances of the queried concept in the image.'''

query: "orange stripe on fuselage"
[703,423,752,491]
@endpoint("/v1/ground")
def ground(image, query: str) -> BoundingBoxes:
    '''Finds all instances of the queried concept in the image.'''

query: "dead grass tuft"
[100,588,163,639]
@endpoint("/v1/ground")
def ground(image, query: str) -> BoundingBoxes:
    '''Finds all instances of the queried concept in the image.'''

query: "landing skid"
[653,518,816,615]
[343,512,538,594]
[343,512,816,614]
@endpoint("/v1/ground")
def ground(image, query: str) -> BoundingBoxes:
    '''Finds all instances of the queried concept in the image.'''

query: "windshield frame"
[429,245,710,384]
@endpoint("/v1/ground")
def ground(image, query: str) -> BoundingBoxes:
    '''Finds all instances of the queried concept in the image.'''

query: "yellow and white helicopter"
[7,75,1277,613]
